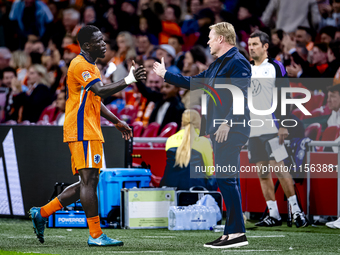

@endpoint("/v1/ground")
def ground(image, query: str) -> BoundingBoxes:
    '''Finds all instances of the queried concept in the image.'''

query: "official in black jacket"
[154,22,251,249]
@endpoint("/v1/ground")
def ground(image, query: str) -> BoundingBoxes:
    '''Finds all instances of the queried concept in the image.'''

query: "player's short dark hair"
[328,40,340,59]
[77,25,100,47]
[297,26,315,40]
[320,26,337,39]
[169,35,184,45]
[1,67,17,79]
[145,56,160,63]
[250,30,270,47]
[273,29,284,41]
[168,4,181,20]
[190,45,207,64]
[327,84,340,94]
[314,43,328,53]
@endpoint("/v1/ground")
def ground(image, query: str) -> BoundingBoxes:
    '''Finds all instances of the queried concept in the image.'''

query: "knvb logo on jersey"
[200,84,312,128]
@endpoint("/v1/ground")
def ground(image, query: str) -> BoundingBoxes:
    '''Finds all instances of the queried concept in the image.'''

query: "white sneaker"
[326,217,340,229]
[332,217,340,229]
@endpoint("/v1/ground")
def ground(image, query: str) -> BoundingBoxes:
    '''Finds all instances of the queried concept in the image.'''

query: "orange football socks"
[87,215,103,239]
[40,197,63,218]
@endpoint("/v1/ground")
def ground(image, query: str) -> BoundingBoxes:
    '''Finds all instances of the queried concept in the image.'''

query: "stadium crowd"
[0,0,339,134]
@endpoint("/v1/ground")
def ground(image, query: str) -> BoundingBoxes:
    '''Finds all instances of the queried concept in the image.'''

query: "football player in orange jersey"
[29,25,146,246]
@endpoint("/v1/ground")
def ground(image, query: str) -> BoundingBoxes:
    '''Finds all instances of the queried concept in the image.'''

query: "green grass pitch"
[0,218,339,255]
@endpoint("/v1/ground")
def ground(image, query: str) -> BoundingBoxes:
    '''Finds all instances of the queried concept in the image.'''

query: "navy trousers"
[211,132,248,235]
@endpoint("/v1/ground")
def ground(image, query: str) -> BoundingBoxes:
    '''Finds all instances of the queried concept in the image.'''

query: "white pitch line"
[8,235,65,239]
[247,235,285,238]
[222,250,281,252]
[142,236,175,238]
[102,251,163,253]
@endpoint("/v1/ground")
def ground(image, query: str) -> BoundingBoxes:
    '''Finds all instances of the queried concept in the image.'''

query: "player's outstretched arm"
[100,102,132,140]
[90,62,146,98]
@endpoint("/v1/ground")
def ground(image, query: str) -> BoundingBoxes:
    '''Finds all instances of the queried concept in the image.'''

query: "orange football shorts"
[68,140,103,175]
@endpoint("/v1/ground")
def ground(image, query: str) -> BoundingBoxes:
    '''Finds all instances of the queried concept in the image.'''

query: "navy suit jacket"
[165,47,251,137]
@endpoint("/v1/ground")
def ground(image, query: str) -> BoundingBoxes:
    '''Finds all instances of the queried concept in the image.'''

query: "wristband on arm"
[124,66,137,84]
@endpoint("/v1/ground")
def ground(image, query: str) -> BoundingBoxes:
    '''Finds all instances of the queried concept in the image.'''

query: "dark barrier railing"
[0,126,130,218]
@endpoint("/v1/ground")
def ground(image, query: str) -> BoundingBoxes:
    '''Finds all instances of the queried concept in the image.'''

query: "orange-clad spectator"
[159,5,182,45]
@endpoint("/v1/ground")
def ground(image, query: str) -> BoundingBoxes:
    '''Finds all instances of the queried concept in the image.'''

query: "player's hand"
[153,57,166,78]
[115,120,133,140]
[132,60,146,82]
[278,127,289,145]
[214,123,230,143]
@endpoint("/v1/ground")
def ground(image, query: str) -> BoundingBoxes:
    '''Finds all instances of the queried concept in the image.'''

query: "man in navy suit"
[154,22,251,249]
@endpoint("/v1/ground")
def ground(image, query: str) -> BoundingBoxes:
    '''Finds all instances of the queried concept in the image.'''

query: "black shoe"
[255,216,282,227]
[203,236,224,247]
[293,211,309,228]
[211,235,248,249]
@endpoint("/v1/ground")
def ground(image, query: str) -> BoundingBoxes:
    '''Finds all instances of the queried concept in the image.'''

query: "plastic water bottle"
[210,224,225,232]
[207,206,217,229]
[168,207,176,230]
[202,206,210,230]
[184,206,191,230]
[176,207,185,231]
[190,205,198,230]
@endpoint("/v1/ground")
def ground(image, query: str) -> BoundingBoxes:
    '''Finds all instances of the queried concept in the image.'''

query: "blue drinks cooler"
[98,168,151,227]
[47,210,87,228]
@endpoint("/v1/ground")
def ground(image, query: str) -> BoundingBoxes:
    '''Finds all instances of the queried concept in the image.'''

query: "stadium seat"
[158,122,178,138]
[120,105,137,124]
[39,105,60,123]
[131,121,144,137]
[142,122,160,137]
[100,116,111,126]
[322,104,332,115]
[134,122,160,148]
[312,93,325,109]
[150,174,162,187]
[305,123,322,141]
[304,107,324,119]
[317,125,340,151]
[292,108,304,120]
[105,104,119,117]
[153,122,178,148]
[304,92,325,112]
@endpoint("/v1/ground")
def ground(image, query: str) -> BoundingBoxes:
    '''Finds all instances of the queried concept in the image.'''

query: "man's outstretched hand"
[214,123,230,143]
[132,60,147,82]
[115,120,133,140]
[153,57,166,78]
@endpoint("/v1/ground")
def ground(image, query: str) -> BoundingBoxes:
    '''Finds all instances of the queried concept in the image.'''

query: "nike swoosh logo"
[94,221,99,224]
[91,240,103,245]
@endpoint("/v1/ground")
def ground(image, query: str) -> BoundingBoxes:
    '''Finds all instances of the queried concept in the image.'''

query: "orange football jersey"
[63,54,104,142]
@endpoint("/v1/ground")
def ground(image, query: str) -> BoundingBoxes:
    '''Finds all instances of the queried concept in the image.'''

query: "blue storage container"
[47,210,87,228]
[98,168,151,219]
